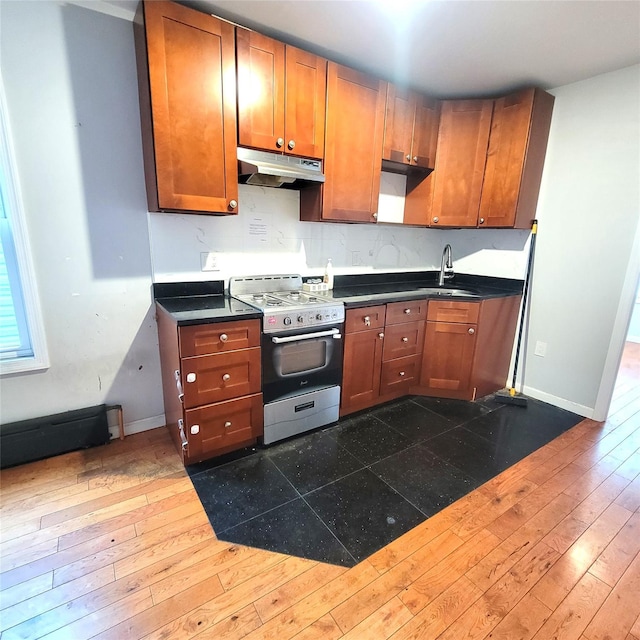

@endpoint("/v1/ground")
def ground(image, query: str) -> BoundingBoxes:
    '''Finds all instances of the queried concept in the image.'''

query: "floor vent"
[0,404,111,469]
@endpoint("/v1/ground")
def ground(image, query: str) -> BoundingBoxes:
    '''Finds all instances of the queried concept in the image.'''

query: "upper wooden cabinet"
[302,62,386,223]
[236,28,326,159]
[134,1,239,214]
[429,99,494,227]
[479,88,555,228]
[383,87,440,170]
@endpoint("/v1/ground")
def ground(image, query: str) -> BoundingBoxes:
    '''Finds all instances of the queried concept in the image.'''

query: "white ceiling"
[100,0,640,97]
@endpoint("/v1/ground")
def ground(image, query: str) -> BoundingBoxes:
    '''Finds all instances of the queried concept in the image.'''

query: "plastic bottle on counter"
[323,258,334,290]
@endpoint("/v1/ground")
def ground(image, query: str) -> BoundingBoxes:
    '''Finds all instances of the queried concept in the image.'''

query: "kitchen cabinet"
[134,1,238,215]
[236,28,327,159]
[301,62,386,223]
[429,99,494,227]
[156,310,263,465]
[478,88,555,228]
[415,296,521,400]
[340,300,426,416]
[383,86,440,171]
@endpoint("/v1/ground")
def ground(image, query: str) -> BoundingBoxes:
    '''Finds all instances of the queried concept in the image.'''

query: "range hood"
[237,147,325,188]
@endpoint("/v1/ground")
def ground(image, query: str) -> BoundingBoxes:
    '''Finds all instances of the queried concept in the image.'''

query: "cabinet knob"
[222,373,231,382]
[433,217,439,223]
[228,199,238,210]
[404,308,411,314]
[288,140,295,150]
[399,371,405,377]
[186,372,196,383]
[379,332,385,339]
[224,421,232,428]
[479,218,485,224]
[190,424,200,435]
[405,154,411,161]
[413,156,418,163]
[220,333,228,342]
[402,337,408,343]
[276,137,284,148]
[468,327,475,335]
[372,212,378,220]
[363,315,371,326]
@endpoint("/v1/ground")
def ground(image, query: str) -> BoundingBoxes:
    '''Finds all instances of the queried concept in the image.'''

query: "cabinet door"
[323,63,386,222]
[430,99,493,227]
[341,328,384,415]
[138,1,238,214]
[380,355,421,398]
[236,28,286,153]
[420,321,477,393]
[383,85,416,165]
[479,88,554,229]
[382,322,425,361]
[285,46,327,159]
[411,95,440,169]
[179,319,260,357]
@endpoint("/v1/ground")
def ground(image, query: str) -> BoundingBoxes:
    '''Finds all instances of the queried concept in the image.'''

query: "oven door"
[262,325,343,403]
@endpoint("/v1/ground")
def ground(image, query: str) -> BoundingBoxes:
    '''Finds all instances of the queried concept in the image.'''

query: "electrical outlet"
[201,252,220,272]
[534,340,547,357]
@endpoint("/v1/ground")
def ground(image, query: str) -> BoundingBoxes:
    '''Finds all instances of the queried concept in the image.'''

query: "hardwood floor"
[1,351,639,639]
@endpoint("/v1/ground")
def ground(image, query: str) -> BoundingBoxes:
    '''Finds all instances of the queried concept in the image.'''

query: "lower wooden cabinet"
[156,308,263,465]
[341,295,521,414]
[414,297,521,401]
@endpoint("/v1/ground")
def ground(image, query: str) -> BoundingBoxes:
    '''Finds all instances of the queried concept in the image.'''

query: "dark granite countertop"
[325,271,523,308]
[153,281,262,326]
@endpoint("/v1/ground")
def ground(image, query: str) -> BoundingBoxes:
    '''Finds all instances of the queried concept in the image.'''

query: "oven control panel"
[263,304,345,333]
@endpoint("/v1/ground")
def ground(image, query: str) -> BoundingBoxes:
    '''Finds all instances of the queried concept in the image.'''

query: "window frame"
[0,78,49,376]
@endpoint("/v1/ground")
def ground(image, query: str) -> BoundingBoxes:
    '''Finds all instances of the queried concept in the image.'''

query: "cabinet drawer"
[380,355,421,396]
[179,320,260,357]
[386,300,428,324]
[184,393,263,461]
[382,321,425,361]
[345,306,386,333]
[181,347,261,408]
[427,300,480,324]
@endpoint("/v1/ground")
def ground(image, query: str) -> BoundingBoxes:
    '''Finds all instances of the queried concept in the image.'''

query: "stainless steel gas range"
[229,274,345,445]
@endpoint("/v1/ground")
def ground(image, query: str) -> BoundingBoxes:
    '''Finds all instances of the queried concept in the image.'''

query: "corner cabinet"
[134,1,239,215]
[414,296,522,400]
[236,28,326,159]
[156,308,263,466]
[301,62,386,223]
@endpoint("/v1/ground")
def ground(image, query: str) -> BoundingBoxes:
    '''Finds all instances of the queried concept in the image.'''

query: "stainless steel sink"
[417,287,481,298]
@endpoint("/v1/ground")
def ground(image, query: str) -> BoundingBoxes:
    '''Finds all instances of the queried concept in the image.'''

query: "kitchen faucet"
[439,244,454,286]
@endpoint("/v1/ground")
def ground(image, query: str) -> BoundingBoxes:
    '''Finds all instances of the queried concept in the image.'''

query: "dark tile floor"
[188,395,583,567]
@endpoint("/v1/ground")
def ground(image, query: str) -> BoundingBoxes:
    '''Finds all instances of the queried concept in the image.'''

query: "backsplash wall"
[149,179,531,285]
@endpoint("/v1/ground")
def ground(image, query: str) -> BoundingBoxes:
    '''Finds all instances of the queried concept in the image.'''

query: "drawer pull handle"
[399,371,405,377]
[379,332,384,339]
[175,370,184,403]
[186,372,196,383]
[220,333,228,342]
[222,373,231,382]
[177,419,188,450]
[468,328,475,335]
[190,424,200,435]
[224,421,232,428]
[404,308,411,314]
[402,337,409,343]
[363,315,371,326]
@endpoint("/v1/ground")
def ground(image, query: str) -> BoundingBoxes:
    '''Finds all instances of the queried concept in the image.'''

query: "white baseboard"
[108,413,166,440]
[521,385,594,419]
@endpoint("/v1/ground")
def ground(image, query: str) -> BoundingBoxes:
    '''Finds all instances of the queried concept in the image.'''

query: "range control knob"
[283,316,292,326]
[297,315,304,323]
[316,313,323,321]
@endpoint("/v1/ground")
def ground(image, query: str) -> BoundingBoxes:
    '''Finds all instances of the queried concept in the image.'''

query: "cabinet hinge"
[177,418,188,452]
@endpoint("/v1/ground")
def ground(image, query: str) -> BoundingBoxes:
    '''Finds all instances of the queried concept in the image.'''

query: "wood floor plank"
[530,502,633,610]
[483,591,551,640]
[290,614,343,640]
[340,595,413,640]
[588,511,640,587]
[0,572,53,611]
[531,571,611,640]
[583,551,640,640]
[184,603,263,639]
[615,475,640,511]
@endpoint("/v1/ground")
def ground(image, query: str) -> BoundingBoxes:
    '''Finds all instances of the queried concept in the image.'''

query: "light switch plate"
[534,340,547,357]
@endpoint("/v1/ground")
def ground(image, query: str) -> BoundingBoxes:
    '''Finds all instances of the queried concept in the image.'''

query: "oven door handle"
[271,328,342,344]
